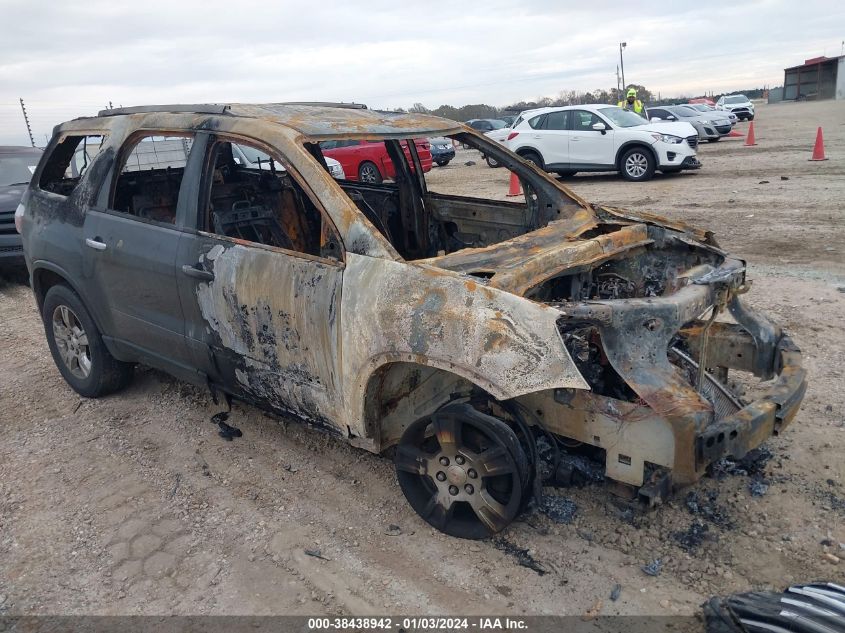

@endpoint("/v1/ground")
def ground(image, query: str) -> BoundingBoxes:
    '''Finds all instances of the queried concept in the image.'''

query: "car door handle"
[85,237,107,251]
[181,264,214,282]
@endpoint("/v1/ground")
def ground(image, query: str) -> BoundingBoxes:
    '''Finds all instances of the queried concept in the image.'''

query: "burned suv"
[19,103,805,539]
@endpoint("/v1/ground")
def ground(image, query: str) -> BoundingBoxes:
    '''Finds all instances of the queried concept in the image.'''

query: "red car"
[321,139,432,184]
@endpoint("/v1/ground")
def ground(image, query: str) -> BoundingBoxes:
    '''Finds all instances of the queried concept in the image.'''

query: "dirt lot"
[1,99,843,618]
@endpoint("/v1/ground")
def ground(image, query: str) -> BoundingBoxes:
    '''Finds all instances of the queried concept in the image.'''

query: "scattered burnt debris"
[825,492,845,514]
[641,558,663,576]
[710,447,773,479]
[538,494,578,524]
[493,538,548,576]
[685,490,734,529]
[535,435,605,488]
[749,480,769,497]
[304,548,330,561]
[710,446,774,498]
[673,520,711,551]
[610,584,622,602]
[211,411,243,441]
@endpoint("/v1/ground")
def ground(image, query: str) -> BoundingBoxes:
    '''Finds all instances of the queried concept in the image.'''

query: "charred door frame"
[174,130,348,429]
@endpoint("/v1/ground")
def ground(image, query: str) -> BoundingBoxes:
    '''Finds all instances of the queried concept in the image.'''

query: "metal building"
[782,55,845,101]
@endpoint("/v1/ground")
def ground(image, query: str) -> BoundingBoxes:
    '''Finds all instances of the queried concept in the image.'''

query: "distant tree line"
[404,85,772,121]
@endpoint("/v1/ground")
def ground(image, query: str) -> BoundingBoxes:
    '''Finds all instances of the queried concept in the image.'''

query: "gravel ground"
[1,99,843,617]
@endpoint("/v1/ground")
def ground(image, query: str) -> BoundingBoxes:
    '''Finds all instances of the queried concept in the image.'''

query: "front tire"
[358,161,383,184]
[436,160,450,167]
[395,403,527,539]
[708,136,721,143]
[620,146,656,181]
[42,284,133,398]
[485,155,502,168]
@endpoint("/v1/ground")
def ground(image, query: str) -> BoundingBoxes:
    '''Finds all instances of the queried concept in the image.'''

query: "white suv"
[716,94,755,121]
[505,105,700,181]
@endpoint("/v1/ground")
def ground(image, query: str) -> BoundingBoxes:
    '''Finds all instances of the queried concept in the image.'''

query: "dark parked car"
[428,137,455,166]
[2,146,42,264]
[18,103,805,540]
[647,105,731,142]
[464,118,507,133]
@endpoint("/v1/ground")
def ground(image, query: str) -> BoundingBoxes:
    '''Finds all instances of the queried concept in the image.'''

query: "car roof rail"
[97,104,232,117]
[278,101,368,109]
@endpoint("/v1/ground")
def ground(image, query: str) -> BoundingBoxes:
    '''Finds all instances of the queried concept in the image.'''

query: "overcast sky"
[1,0,842,145]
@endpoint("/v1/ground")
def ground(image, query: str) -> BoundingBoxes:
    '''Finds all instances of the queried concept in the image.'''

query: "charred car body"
[18,103,805,539]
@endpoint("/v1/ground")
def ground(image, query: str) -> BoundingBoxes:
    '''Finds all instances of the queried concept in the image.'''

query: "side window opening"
[528,115,547,129]
[306,133,574,261]
[39,135,106,196]
[110,134,195,225]
[544,111,569,131]
[201,139,341,261]
[306,137,434,259]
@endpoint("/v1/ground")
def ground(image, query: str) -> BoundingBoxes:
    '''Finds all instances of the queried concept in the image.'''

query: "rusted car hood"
[423,216,653,296]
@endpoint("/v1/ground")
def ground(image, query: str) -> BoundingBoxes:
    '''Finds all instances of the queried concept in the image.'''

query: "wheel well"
[32,268,69,311]
[615,143,657,170]
[516,147,540,159]
[363,362,479,451]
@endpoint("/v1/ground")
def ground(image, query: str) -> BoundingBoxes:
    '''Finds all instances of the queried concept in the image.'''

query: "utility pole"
[19,98,35,147]
[616,64,621,99]
[619,42,627,92]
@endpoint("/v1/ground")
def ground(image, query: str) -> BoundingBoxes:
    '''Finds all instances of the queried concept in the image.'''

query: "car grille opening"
[686,136,699,150]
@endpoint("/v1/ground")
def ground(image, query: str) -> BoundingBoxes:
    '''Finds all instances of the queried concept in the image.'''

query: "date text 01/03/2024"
[306,617,528,630]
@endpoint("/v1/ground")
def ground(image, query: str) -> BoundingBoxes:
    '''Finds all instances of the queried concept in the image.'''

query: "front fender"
[341,253,588,435]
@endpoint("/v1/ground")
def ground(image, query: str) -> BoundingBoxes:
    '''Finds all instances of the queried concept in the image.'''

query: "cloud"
[1,0,842,144]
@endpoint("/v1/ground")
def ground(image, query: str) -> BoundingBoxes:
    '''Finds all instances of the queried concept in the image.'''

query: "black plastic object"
[704,582,845,633]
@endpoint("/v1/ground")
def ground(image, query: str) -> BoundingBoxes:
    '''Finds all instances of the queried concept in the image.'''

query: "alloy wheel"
[359,163,380,183]
[625,152,648,178]
[52,304,92,379]
[396,404,525,539]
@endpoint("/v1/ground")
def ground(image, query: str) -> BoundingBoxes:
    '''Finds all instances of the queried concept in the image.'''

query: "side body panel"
[85,210,191,367]
[340,252,589,442]
[183,238,345,430]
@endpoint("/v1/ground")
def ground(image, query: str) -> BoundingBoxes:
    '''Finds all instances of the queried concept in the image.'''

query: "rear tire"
[358,161,383,184]
[708,137,721,143]
[42,284,133,398]
[436,160,450,167]
[518,150,544,171]
[555,170,576,178]
[619,146,656,181]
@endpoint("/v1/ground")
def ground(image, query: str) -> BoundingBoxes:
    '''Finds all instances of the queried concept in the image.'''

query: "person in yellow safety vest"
[617,88,646,117]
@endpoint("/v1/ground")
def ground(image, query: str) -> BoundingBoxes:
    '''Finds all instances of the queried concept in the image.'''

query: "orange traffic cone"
[809,127,828,161]
[727,128,743,138]
[744,122,757,146]
[506,171,522,197]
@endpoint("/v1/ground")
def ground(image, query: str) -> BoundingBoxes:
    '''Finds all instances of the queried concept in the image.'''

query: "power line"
[19,98,35,147]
